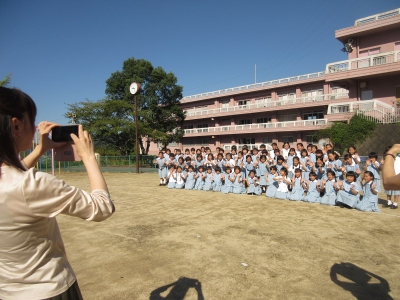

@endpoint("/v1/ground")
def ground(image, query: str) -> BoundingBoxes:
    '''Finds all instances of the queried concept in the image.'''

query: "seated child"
[194,166,206,190]
[288,169,305,201]
[246,170,262,195]
[221,166,234,194]
[212,167,224,192]
[356,171,380,212]
[303,171,321,203]
[265,166,279,198]
[232,166,246,194]
[174,166,185,189]
[273,167,291,200]
[184,165,196,190]
[167,164,177,189]
[320,170,337,206]
[336,171,360,208]
[342,154,361,182]
[203,166,214,191]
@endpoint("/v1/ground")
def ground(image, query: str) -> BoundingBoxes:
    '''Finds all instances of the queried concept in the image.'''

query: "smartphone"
[52,125,79,142]
[54,144,81,162]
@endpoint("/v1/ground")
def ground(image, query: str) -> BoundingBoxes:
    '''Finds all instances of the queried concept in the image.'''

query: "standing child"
[312,157,326,180]
[155,151,167,186]
[174,166,185,189]
[286,148,297,168]
[326,150,343,181]
[185,166,196,190]
[303,172,321,203]
[232,166,246,194]
[221,167,234,194]
[300,149,311,180]
[356,171,380,212]
[288,169,305,201]
[342,154,361,182]
[246,170,262,195]
[258,155,269,193]
[203,166,214,191]
[265,166,279,198]
[244,154,255,179]
[194,154,204,172]
[348,146,360,165]
[288,156,301,180]
[364,152,381,189]
[336,171,360,208]
[273,167,291,200]
[224,153,235,172]
[320,171,337,206]
[167,165,177,189]
[282,142,290,160]
[194,166,206,190]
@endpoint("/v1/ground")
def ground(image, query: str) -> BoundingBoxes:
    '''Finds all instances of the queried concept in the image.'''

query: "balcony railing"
[183,119,328,135]
[181,71,325,101]
[327,99,395,115]
[355,8,400,25]
[356,107,400,124]
[326,51,400,74]
[184,92,349,117]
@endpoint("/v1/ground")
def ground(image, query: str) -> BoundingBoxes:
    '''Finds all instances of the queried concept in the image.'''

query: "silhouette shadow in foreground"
[150,277,204,300]
[330,262,393,300]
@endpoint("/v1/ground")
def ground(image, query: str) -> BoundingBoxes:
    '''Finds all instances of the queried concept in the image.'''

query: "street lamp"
[129,82,142,173]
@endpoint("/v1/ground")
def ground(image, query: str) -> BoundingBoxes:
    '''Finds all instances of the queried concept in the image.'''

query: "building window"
[183,125,193,129]
[221,100,230,108]
[279,114,297,122]
[169,142,179,147]
[239,119,252,125]
[238,100,248,106]
[263,137,272,144]
[306,135,318,144]
[256,117,271,123]
[303,111,324,120]
[361,90,373,101]
[282,136,294,143]
[197,124,208,128]
[182,139,209,146]
[239,138,255,145]
[359,47,381,57]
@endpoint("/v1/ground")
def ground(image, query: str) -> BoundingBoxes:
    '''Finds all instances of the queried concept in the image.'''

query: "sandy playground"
[56,172,400,300]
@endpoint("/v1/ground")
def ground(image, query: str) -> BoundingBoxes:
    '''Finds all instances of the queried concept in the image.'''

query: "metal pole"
[135,95,139,173]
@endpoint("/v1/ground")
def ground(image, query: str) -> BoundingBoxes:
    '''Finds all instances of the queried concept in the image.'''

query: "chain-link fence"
[34,154,157,173]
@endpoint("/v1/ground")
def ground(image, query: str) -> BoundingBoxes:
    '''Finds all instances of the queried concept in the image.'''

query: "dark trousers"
[46,281,83,300]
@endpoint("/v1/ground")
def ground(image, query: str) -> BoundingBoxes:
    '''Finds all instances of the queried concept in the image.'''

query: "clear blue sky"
[1,0,398,124]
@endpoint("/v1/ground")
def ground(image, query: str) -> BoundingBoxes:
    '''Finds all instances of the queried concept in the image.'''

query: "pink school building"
[149,8,400,154]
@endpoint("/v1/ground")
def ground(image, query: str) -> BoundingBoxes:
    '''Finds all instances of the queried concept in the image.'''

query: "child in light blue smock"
[257,155,269,193]
[246,170,262,195]
[232,166,246,194]
[194,166,206,190]
[203,166,214,191]
[303,172,321,203]
[266,166,279,198]
[320,170,337,206]
[343,154,361,183]
[212,167,223,192]
[336,171,360,208]
[155,151,168,186]
[184,166,196,190]
[221,167,234,194]
[364,152,381,188]
[288,169,305,201]
[356,171,380,212]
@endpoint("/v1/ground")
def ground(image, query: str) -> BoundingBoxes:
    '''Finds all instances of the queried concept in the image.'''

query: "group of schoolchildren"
[155,142,399,213]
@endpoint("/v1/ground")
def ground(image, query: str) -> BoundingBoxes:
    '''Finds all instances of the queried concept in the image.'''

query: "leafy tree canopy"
[0,73,11,87]
[314,114,376,154]
[67,58,186,155]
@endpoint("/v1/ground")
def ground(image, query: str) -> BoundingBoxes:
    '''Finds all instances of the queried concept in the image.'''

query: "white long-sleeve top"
[0,166,115,300]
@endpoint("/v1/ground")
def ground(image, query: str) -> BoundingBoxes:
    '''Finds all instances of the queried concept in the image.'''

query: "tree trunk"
[139,137,145,154]
[145,139,151,155]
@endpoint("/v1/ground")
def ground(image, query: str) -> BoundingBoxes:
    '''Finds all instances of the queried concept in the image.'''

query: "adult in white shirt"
[0,87,115,300]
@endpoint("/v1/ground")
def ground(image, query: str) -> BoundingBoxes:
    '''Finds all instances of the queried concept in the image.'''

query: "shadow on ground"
[330,262,393,300]
[149,277,204,300]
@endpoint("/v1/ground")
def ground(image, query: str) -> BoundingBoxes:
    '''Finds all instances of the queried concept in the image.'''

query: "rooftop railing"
[184,92,349,117]
[355,8,400,25]
[183,119,328,135]
[181,71,325,102]
[326,51,400,74]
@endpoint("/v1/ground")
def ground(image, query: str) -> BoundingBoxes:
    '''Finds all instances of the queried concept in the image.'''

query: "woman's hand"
[37,121,66,152]
[70,125,95,162]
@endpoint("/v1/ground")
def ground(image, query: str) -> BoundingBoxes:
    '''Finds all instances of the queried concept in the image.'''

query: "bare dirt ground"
[56,172,400,300]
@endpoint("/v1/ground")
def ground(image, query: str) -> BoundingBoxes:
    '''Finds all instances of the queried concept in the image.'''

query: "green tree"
[315,114,376,154]
[67,58,186,155]
[106,58,185,154]
[0,73,11,87]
